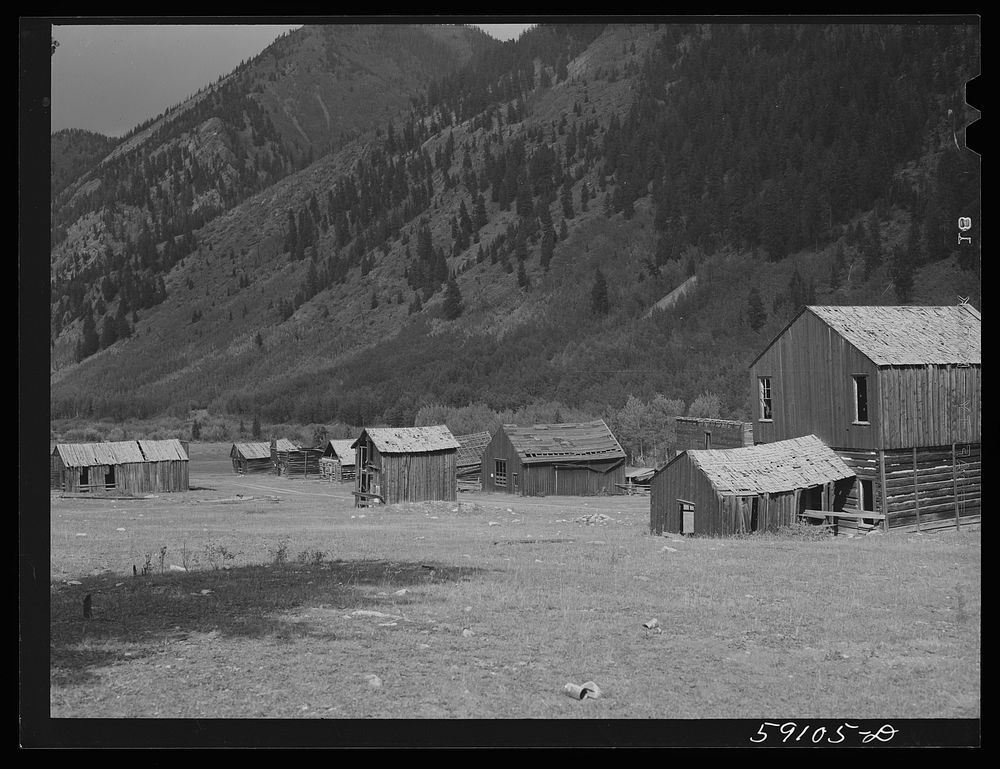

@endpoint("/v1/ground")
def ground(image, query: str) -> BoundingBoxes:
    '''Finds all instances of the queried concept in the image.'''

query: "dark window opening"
[860,479,874,512]
[80,467,89,488]
[853,375,869,423]
[105,466,116,488]
[704,432,712,449]
[759,377,773,420]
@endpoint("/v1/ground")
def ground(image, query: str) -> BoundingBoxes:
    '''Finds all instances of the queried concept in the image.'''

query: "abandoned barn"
[51,439,190,494]
[230,442,275,474]
[649,435,856,536]
[352,425,460,506]
[481,420,627,496]
[749,304,981,531]
[320,439,357,482]
[675,416,753,451]
[456,431,492,491]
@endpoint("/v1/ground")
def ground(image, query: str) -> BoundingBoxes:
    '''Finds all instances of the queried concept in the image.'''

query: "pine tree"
[591,268,610,316]
[517,261,531,289]
[747,286,767,331]
[252,414,262,439]
[443,277,464,320]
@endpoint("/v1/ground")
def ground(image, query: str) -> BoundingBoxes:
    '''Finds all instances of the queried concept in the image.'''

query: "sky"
[49,22,534,138]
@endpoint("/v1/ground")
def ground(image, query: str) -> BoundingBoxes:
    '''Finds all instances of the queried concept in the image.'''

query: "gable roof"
[666,435,853,495]
[231,442,272,460]
[54,439,189,467]
[501,420,626,465]
[322,439,357,465]
[137,439,189,462]
[272,438,299,452]
[456,431,492,467]
[752,304,981,367]
[352,425,460,454]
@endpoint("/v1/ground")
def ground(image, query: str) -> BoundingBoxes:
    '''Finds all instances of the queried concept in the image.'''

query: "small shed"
[320,439,357,482]
[352,425,460,506]
[230,442,275,474]
[675,416,753,451]
[51,439,189,494]
[650,435,856,536]
[455,431,492,491]
[481,420,627,496]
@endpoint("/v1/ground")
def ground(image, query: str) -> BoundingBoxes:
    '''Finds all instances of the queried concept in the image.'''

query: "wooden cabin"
[230,442,275,474]
[675,416,753,451]
[455,431,492,492]
[320,439,357,482]
[352,425,460,506]
[51,439,189,494]
[481,420,627,496]
[749,305,981,532]
[650,435,856,536]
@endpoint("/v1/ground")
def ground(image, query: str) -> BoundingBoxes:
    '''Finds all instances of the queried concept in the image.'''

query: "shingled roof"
[456,431,492,467]
[502,420,626,465]
[231,442,272,460]
[272,438,299,452]
[55,440,189,467]
[353,425,460,454]
[322,439,357,466]
[682,435,853,495]
[794,305,980,366]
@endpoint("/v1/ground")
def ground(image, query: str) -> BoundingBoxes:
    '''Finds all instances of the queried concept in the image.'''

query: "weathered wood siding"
[836,449,881,512]
[878,365,981,449]
[675,418,752,451]
[520,460,626,497]
[55,460,189,493]
[650,453,721,535]
[881,443,981,529]
[374,450,457,504]
[232,457,274,475]
[751,310,881,449]
[480,428,523,494]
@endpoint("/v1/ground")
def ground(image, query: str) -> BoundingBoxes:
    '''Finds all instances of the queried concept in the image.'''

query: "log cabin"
[52,439,190,494]
[320,439,357,482]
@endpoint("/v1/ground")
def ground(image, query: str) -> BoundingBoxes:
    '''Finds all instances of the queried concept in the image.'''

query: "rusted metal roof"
[322,439,357,466]
[456,431,492,468]
[684,435,853,495]
[503,420,626,465]
[54,440,188,467]
[352,425,460,454]
[811,305,980,366]
[137,439,189,462]
[231,442,272,460]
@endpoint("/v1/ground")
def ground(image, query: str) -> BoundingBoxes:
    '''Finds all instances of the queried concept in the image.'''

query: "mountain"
[48,22,981,464]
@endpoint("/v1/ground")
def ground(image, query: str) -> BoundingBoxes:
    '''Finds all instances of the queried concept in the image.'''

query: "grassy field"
[44,443,980,731]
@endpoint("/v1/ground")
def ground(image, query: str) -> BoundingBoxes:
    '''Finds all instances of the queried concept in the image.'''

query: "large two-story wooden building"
[749,304,981,531]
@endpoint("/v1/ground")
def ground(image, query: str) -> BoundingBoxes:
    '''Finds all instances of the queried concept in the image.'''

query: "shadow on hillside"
[49,559,483,686]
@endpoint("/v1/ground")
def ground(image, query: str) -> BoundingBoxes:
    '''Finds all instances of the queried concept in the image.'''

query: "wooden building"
[481,420,627,496]
[749,305,981,531]
[455,431,492,491]
[230,442,275,474]
[270,438,300,475]
[51,439,190,494]
[675,416,753,451]
[650,435,856,536]
[320,439,357,482]
[352,425,460,506]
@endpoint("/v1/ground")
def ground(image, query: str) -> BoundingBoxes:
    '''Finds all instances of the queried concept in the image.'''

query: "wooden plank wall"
[882,443,981,529]
[878,365,981,450]
[520,461,626,497]
[480,429,523,494]
[378,451,457,504]
[650,454,719,535]
[232,457,274,475]
[836,449,879,512]
[676,419,748,451]
[751,311,880,449]
[280,448,322,477]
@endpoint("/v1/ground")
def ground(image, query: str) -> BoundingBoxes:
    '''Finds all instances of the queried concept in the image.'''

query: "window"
[853,375,869,423]
[759,377,773,421]
[494,459,507,488]
[704,432,712,449]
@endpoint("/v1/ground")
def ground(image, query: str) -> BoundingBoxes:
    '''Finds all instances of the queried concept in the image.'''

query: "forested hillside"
[49,22,980,465]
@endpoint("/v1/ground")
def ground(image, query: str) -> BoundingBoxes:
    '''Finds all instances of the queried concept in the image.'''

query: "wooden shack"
[352,425,460,506]
[675,416,753,451]
[270,438,300,475]
[650,435,857,536]
[455,431,492,491]
[481,420,627,496]
[749,304,981,531]
[230,442,275,474]
[51,439,189,494]
[320,439,357,482]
